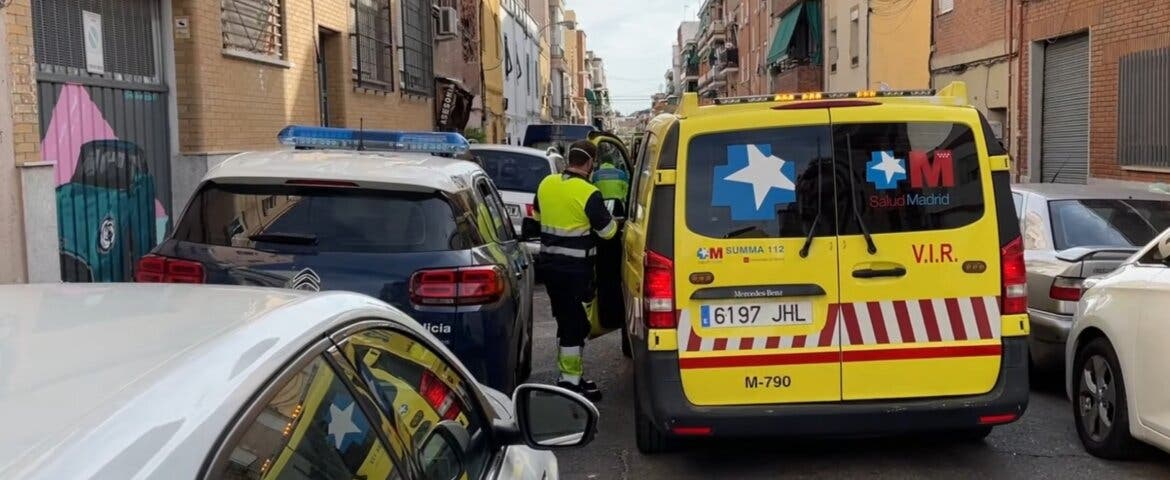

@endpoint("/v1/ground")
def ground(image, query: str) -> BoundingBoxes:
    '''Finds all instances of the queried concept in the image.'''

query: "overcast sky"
[567,0,701,115]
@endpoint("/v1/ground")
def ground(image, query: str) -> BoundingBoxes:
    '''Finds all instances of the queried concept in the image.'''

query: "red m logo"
[709,248,724,259]
[909,150,955,188]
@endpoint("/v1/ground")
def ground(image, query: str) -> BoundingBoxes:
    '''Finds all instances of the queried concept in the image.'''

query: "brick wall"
[6,0,38,165]
[1019,0,1170,183]
[173,0,433,155]
[773,64,822,92]
[933,0,1006,61]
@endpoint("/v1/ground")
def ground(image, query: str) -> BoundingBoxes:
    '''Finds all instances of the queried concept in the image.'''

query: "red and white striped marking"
[678,297,1000,353]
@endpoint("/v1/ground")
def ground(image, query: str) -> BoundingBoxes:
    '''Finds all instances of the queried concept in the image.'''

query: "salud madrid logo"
[285,268,323,291]
[867,149,956,208]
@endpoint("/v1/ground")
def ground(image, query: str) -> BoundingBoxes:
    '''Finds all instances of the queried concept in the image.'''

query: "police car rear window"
[834,122,984,235]
[174,183,473,253]
[685,126,836,239]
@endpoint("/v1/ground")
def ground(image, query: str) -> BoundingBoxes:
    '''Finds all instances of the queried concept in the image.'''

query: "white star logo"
[327,402,361,450]
[871,151,906,183]
[723,144,796,209]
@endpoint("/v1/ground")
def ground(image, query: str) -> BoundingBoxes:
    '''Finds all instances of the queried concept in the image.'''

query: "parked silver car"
[1012,184,1170,371]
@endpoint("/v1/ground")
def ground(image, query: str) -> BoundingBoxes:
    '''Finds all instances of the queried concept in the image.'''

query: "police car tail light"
[410,266,504,306]
[134,254,205,283]
[525,204,535,217]
[1049,276,1085,302]
[420,370,462,421]
[644,250,677,329]
[1000,237,1027,315]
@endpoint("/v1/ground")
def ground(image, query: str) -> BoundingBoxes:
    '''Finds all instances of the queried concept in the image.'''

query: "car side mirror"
[511,383,598,450]
[418,420,471,480]
[521,217,541,241]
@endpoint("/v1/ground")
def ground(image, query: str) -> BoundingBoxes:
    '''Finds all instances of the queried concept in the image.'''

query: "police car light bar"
[277,125,470,155]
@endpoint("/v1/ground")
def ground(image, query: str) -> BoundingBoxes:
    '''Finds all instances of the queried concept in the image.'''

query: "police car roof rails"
[675,81,970,118]
[277,125,471,156]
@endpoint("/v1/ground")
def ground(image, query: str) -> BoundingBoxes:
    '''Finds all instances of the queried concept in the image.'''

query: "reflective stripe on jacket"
[591,163,630,201]
[533,171,617,268]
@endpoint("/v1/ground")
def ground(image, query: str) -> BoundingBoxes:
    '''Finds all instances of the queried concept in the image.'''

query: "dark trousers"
[543,265,594,348]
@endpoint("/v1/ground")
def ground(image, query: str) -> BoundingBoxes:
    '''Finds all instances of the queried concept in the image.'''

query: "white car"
[1067,228,1170,459]
[0,284,597,479]
[471,144,566,257]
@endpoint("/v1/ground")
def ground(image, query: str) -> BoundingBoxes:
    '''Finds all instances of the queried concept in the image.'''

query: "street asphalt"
[528,287,1170,480]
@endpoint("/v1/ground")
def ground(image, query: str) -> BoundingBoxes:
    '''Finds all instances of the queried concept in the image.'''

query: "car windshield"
[173,182,470,253]
[475,150,552,193]
[1048,198,1170,250]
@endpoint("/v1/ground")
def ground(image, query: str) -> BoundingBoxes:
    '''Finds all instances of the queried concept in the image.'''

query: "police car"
[0,284,598,479]
[136,126,536,393]
[620,83,1029,453]
[471,143,567,258]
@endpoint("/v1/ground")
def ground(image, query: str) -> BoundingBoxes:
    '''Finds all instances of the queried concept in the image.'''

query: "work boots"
[557,378,602,402]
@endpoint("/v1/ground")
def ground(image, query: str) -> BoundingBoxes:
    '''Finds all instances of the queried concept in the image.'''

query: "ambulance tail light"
[134,254,205,283]
[670,425,713,436]
[420,370,462,421]
[1049,276,1085,302]
[1000,236,1027,315]
[979,413,1018,425]
[410,266,505,306]
[644,250,677,329]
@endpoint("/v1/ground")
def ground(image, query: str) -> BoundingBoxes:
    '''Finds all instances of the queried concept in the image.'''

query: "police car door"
[675,110,842,406]
[831,106,1003,401]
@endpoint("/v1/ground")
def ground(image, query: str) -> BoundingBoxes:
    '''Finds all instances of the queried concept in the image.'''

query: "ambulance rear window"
[684,126,835,239]
[834,122,984,235]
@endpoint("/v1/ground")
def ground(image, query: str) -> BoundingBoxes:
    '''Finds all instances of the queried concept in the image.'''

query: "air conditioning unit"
[436,7,459,38]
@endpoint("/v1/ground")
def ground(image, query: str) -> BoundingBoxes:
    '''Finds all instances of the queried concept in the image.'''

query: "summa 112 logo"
[696,247,724,261]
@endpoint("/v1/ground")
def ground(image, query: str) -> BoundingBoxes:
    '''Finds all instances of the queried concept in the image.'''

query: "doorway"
[318,28,344,126]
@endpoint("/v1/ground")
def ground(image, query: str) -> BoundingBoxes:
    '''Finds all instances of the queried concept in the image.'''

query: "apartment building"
[823,0,930,92]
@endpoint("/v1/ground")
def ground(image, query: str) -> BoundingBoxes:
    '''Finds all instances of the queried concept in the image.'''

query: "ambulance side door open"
[829,106,1003,401]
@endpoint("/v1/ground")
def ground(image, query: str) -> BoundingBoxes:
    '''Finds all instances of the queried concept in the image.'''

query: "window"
[174,183,477,253]
[475,179,515,242]
[629,132,656,215]
[1048,199,1170,251]
[340,329,493,480]
[1137,235,1170,266]
[352,0,394,90]
[1012,193,1024,220]
[221,0,285,60]
[401,0,435,96]
[1118,47,1170,170]
[849,8,860,67]
[829,18,838,73]
[476,150,554,193]
[214,357,404,479]
[685,126,835,239]
[938,0,955,15]
[836,122,985,235]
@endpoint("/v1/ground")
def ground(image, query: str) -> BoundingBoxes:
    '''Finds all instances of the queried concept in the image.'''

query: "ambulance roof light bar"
[676,81,970,116]
[277,125,471,155]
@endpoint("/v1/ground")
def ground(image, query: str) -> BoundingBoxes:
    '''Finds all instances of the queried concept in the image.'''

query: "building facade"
[824,0,929,92]
[548,0,570,121]
[1017,0,1170,185]
[499,0,541,144]
[4,0,489,284]
[930,0,1012,148]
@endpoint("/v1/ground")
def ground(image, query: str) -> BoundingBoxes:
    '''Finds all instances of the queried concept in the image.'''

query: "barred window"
[352,0,395,90]
[401,0,435,96]
[221,0,285,60]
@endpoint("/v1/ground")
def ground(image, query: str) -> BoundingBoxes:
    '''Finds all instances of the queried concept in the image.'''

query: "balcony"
[699,19,726,50]
[716,46,739,79]
[685,63,700,80]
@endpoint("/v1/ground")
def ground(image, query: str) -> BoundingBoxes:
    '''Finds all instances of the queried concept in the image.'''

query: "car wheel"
[1073,337,1142,460]
[634,373,673,454]
[621,323,632,358]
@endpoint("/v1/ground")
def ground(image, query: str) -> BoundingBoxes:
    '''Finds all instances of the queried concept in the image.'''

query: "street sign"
[83,11,104,74]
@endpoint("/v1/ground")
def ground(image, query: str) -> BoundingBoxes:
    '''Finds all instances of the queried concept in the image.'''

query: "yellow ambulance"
[620,83,1030,453]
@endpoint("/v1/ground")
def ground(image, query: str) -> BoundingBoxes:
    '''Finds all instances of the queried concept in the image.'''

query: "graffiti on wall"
[40,83,171,283]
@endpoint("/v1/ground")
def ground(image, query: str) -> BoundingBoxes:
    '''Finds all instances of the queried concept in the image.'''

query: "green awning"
[767,2,804,64]
[585,89,598,104]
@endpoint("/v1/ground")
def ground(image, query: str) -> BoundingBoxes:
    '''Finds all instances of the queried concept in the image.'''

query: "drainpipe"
[865,0,871,89]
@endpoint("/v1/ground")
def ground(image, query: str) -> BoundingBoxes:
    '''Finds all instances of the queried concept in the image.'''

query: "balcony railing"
[716,46,739,78]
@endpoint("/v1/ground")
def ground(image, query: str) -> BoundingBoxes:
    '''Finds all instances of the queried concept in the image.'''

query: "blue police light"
[276,125,470,155]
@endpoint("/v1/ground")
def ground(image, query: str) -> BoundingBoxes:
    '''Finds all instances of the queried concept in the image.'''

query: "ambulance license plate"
[700,301,813,328]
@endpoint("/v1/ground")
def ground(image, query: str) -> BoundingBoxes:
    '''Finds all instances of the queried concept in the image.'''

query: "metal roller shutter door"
[1040,34,1090,184]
